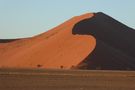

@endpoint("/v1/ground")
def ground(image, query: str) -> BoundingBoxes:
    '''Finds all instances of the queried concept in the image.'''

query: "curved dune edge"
[0,13,96,69]
[72,12,135,70]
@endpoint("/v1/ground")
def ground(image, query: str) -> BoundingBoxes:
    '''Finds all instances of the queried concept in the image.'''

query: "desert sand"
[0,13,96,69]
[1,12,135,70]
[1,69,135,90]
[73,12,135,70]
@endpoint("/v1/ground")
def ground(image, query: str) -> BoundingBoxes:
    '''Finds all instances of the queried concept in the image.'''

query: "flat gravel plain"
[0,69,135,90]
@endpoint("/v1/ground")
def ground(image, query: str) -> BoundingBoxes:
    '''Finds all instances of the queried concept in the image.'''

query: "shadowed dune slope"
[1,12,135,70]
[0,13,96,69]
[73,12,135,70]
[0,39,20,43]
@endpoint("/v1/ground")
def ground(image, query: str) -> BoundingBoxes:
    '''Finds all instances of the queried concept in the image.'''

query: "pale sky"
[0,0,135,39]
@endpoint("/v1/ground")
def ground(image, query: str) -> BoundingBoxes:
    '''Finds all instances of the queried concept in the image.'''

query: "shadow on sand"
[72,12,135,70]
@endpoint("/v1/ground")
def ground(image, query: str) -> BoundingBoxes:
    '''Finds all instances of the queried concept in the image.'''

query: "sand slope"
[0,13,96,69]
[73,12,135,70]
[1,12,135,70]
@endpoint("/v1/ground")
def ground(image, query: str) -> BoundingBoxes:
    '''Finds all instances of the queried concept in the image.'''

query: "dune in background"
[0,13,96,69]
[1,12,135,70]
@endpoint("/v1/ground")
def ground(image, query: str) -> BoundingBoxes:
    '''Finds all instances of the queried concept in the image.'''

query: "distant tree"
[71,65,75,69]
[60,65,64,69]
[37,64,42,68]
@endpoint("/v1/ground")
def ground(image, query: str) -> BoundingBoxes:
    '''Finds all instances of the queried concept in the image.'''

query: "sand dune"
[73,12,135,70]
[0,13,96,69]
[1,12,135,70]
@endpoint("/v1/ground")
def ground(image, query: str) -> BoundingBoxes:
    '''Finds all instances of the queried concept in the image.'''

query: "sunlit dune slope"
[0,13,96,69]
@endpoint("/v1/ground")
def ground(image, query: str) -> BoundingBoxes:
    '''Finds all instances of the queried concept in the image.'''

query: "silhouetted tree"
[60,65,64,69]
[37,64,42,68]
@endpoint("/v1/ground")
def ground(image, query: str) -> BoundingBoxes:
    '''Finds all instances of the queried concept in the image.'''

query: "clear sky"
[0,0,135,39]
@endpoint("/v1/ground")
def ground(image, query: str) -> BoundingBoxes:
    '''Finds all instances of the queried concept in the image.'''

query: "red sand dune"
[0,13,96,69]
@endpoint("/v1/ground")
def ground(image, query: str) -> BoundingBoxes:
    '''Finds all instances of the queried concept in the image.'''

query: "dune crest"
[1,12,135,70]
[73,12,135,70]
[0,13,96,69]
